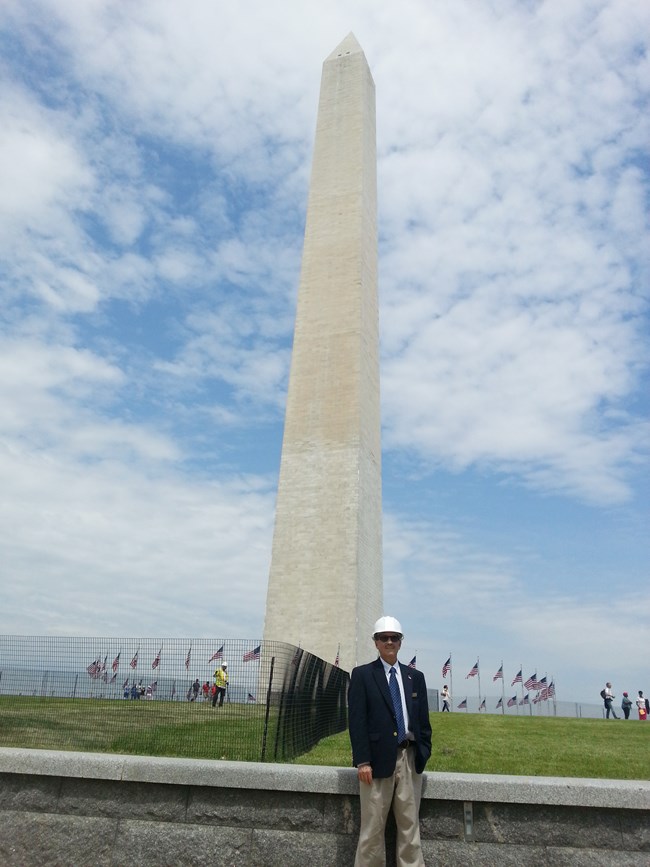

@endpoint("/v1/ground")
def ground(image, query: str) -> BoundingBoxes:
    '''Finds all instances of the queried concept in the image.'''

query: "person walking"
[621,692,632,719]
[440,684,451,712]
[348,616,432,867]
[603,682,619,719]
[636,691,647,721]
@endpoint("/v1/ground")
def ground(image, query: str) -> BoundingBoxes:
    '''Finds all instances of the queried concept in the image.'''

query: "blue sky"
[0,0,648,705]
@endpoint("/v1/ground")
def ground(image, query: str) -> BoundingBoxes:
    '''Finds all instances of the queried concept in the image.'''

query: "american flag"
[185,646,191,671]
[408,656,417,669]
[130,650,139,669]
[524,673,538,691]
[442,657,451,678]
[537,683,554,702]
[479,698,486,711]
[86,658,101,678]
[507,695,517,707]
[519,694,530,705]
[151,648,162,669]
[151,680,158,694]
[112,652,121,673]
[122,677,129,689]
[511,669,522,686]
[291,647,302,667]
[209,645,224,663]
[243,645,261,662]
[493,665,503,682]
[465,661,479,679]
[334,646,340,667]
[100,655,108,674]
[247,693,256,703]
[537,676,548,690]
[109,672,117,684]
[457,698,467,709]
[496,697,503,709]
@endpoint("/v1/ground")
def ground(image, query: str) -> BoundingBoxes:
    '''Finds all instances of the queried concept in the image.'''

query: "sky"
[0,0,648,706]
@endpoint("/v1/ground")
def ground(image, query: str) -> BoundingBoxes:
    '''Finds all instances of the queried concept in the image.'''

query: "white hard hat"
[372,616,403,638]
[222,662,228,668]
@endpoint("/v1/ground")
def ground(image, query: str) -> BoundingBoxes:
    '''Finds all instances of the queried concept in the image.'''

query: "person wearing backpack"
[602,682,619,719]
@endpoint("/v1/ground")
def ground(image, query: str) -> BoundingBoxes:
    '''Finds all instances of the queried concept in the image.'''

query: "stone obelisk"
[263,34,382,672]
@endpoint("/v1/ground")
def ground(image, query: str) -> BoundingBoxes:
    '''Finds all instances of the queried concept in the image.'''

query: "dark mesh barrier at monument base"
[0,636,349,763]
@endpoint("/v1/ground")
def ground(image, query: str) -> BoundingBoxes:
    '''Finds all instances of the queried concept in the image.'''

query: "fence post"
[260,655,275,763]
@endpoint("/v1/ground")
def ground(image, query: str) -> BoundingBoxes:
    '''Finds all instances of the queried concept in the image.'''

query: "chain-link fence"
[0,636,349,762]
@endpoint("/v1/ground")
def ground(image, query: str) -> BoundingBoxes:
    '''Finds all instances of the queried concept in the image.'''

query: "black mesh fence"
[0,636,349,763]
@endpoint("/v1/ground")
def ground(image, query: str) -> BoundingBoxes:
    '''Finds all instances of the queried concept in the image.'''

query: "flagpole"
[501,660,505,714]
[551,674,556,717]
[449,653,453,714]
[476,657,481,710]
[544,671,551,716]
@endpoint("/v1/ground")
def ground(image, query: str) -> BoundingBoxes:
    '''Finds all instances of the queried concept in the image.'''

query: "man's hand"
[357,764,373,785]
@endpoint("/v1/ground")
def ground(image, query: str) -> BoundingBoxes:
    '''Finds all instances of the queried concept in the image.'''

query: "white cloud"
[0,444,275,638]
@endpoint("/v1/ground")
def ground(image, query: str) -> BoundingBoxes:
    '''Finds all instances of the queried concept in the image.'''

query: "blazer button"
[393,732,398,737]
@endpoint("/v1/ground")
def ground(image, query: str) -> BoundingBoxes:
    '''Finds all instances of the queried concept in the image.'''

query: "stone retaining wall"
[0,748,649,865]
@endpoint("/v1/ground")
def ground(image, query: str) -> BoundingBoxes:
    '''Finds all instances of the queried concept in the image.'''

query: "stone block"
[0,772,60,813]
[188,787,325,831]
[544,846,650,866]
[114,817,252,866]
[322,792,359,835]
[419,798,464,840]
[58,777,187,822]
[472,802,623,848]
[251,829,356,867]
[0,809,115,866]
[422,840,549,866]
[620,809,650,851]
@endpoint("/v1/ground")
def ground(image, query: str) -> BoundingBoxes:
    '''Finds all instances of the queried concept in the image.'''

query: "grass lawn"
[0,695,276,762]
[1,696,647,780]
[295,713,650,781]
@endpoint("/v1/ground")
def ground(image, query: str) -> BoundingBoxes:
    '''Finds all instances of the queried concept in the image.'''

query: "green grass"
[295,714,650,781]
[0,696,277,762]
[1,697,648,780]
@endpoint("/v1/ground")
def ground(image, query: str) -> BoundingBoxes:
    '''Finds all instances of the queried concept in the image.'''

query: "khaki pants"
[355,745,424,867]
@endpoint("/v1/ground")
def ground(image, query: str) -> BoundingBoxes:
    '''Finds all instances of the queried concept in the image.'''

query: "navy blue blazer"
[348,657,432,778]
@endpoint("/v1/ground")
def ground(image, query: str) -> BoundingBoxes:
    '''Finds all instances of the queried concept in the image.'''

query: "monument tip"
[326,32,364,61]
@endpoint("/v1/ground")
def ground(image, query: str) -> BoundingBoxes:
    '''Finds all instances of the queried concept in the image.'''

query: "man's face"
[374,633,402,665]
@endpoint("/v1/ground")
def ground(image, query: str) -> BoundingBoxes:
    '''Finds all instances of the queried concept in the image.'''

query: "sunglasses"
[375,634,402,643]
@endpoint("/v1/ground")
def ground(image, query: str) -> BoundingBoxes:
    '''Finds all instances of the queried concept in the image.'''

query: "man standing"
[212,662,228,708]
[348,616,432,867]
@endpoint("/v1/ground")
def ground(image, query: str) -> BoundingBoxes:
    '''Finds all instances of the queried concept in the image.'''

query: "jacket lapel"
[371,658,395,715]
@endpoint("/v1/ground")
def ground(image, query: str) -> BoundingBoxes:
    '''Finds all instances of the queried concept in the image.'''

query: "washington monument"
[263,34,382,671]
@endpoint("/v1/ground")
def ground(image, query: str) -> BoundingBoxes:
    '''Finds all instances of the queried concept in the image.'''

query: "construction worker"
[212,662,229,708]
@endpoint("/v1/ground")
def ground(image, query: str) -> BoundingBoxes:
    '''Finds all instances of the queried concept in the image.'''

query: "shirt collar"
[379,657,400,674]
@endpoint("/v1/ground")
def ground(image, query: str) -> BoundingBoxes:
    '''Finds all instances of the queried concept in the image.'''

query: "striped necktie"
[389,666,407,743]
